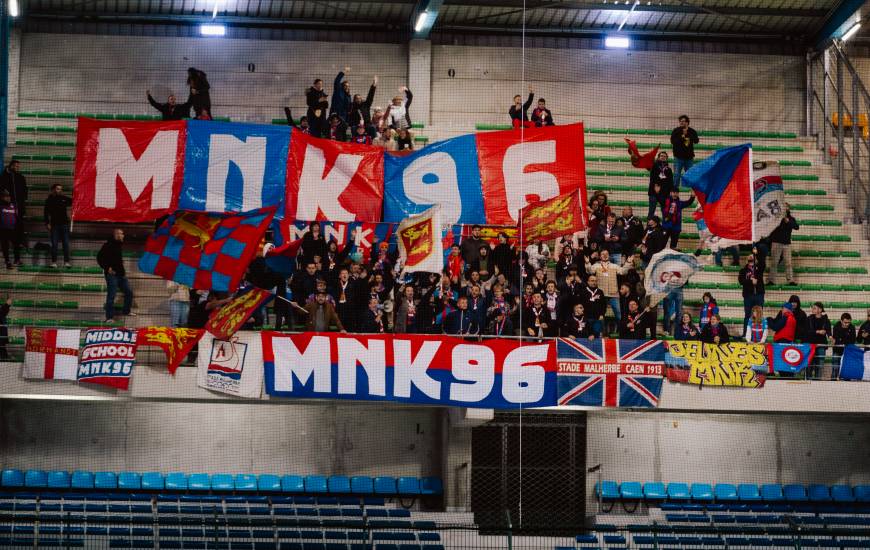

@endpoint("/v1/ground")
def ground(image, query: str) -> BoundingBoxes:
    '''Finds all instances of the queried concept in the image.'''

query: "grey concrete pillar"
[408,39,431,127]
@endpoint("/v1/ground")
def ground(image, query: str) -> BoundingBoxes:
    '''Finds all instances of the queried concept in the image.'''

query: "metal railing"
[807,42,870,228]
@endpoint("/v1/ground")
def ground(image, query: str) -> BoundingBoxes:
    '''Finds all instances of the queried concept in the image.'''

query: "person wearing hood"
[186,67,211,118]
[768,302,797,343]
[647,151,673,219]
[786,294,809,341]
[806,302,831,378]
[330,67,353,123]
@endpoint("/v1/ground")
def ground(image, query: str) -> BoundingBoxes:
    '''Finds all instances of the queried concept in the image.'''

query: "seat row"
[597,481,870,503]
[0,470,442,496]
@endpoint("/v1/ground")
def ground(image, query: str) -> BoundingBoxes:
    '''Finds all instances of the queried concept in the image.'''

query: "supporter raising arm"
[386,87,414,130]
[147,91,191,120]
[509,87,535,129]
[349,75,377,130]
[186,67,211,118]
[330,67,352,123]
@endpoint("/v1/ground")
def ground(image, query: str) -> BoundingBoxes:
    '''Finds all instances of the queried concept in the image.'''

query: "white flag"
[197,331,263,398]
[23,328,81,381]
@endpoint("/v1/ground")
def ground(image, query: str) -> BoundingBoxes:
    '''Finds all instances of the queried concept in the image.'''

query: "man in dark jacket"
[531,98,555,127]
[186,67,211,118]
[509,88,535,129]
[788,294,809,342]
[146,91,191,120]
[0,160,27,261]
[326,113,348,142]
[97,228,134,323]
[44,184,73,268]
[594,212,626,264]
[330,68,353,123]
[445,296,477,336]
[349,75,378,132]
[618,206,644,255]
[639,216,667,263]
[460,225,488,268]
[670,114,699,189]
[0,189,20,269]
[306,79,329,138]
[647,151,673,218]
[768,206,799,285]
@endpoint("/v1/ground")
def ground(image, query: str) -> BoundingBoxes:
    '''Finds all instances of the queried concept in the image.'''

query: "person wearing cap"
[768,302,797,343]
[303,291,345,333]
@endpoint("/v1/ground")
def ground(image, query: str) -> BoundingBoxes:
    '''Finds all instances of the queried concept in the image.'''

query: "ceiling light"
[200,24,226,36]
[414,11,429,32]
[9,0,19,17]
[842,22,861,42]
[605,35,630,48]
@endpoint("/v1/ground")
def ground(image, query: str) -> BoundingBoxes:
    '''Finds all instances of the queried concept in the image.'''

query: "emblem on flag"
[557,338,665,408]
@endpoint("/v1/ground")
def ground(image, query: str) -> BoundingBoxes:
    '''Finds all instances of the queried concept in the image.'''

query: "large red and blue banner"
[261,332,557,409]
[73,119,586,229]
[557,338,665,408]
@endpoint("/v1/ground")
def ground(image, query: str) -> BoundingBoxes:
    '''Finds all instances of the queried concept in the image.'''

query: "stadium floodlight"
[605,35,630,49]
[842,22,861,42]
[9,0,19,17]
[200,24,226,37]
[414,11,429,33]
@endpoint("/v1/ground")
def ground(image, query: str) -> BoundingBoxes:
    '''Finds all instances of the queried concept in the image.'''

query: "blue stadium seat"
[351,476,373,494]
[667,482,691,501]
[1,469,24,487]
[374,477,397,495]
[854,485,870,503]
[328,476,351,494]
[831,485,855,502]
[47,471,70,489]
[95,472,117,489]
[257,474,280,492]
[234,474,257,491]
[596,480,620,500]
[210,474,234,491]
[760,484,784,502]
[691,483,714,502]
[165,473,188,491]
[714,483,738,501]
[808,484,831,502]
[419,477,442,495]
[24,470,47,488]
[396,477,420,495]
[643,482,667,500]
[783,484,808,502]
[188,473,211,491]
[141,472,164,490]
[737,484,761,501]
[117,472,140,490]
[70,471,93,489]
[620,481,643,500]
[281,475,304,493]
[305,475,328,493]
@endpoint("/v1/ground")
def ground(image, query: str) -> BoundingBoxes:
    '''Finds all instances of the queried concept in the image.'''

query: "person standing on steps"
[97,229,136,324]
[670,114,699,189]
[44,184,72,269]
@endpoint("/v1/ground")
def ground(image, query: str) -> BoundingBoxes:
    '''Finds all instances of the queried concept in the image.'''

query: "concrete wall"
[0,399,442,477]
[12,32,805,134]
[586,410,870,509]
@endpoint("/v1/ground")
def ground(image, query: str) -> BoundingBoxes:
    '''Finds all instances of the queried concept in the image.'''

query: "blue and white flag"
[643,248,700,297]
[766,343,815,374]
[840,345,870,381]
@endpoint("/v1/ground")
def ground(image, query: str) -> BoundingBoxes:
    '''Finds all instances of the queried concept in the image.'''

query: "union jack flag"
[557,338,665,408]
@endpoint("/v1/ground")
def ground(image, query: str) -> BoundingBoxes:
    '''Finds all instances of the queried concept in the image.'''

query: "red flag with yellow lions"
[138,327,205,375]
[205,288,274,341]
[519,189,587,245]
[397,205,443,275]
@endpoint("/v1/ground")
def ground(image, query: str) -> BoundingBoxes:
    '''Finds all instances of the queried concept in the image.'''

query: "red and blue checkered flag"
[139,207,277,292]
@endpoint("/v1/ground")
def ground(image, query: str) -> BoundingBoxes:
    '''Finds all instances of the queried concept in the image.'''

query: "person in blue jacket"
[330,67,352,123]
[445,296,478,336]
[661,188,695,249]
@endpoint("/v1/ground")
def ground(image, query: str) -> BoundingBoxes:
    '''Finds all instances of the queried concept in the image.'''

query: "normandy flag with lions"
[397,205,444,275]
[519,189,588,245]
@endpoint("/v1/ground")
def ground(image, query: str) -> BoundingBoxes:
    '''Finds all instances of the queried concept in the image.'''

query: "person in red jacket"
[768,302,797,342]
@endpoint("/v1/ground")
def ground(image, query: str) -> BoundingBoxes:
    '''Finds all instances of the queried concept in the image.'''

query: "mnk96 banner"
[262,332,557,409]
[73,119,586,227]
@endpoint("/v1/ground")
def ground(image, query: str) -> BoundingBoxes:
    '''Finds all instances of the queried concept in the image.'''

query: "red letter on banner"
[285,129,384,222]
[476,123,587,226]
[72,118,186,222]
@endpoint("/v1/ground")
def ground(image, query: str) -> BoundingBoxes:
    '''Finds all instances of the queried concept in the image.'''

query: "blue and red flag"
[766,343,816,374]
[139,207,277,292]
[682,143,754,241]
[557,338,665,408]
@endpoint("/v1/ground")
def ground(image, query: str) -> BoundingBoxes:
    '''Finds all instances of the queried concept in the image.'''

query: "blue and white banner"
[840,345,870,381]
[766,343,815,374]
[384,134,485,225]
[179,120,290,217]
[78,328,138,390]
[197,331,264,398]
[262,332,558,409]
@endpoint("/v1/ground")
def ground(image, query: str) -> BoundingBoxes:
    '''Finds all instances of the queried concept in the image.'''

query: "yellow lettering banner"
[665,341,767,388]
